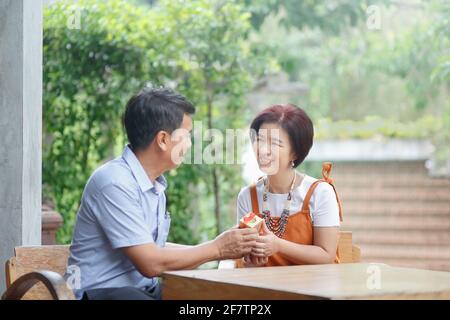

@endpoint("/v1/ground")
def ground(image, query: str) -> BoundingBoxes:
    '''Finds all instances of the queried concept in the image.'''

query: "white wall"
[0,0,43,293]
[307,138,434,162]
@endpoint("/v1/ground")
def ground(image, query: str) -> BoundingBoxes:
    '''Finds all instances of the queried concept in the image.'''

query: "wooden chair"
[2,245,74,300]
[218,230,360,268]
[337,231,361,263]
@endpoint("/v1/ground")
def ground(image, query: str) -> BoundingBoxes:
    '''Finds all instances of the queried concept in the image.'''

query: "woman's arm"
[252,223,339,264]
[277,227,339,264]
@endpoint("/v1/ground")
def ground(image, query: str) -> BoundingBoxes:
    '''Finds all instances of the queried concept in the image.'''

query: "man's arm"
[164,242,193,249]
[122,241,217,276]
[122,227,258,277]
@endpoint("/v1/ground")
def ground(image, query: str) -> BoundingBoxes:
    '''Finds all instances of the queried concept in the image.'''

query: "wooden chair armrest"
[1,270,75,300]
[352,245,361,263]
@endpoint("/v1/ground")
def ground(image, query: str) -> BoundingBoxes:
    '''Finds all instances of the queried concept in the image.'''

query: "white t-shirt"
[236,175,340,227]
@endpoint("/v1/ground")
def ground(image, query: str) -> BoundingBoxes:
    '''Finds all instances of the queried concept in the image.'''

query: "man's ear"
[155,131,170,151]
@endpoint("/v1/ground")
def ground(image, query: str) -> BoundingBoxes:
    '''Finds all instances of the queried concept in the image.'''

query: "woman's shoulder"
[237,185,250,200]
[301,174,334,193]
[313,178,335,197]
[308,178,340,226]
[296,175,337,207]
[236,182,259,217]
[300,174,317,187]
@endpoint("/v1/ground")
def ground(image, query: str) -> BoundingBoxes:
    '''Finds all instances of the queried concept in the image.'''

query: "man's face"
[168,114,193,168]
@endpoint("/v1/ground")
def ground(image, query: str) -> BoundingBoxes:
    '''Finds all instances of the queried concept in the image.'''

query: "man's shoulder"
[86,157,139,194]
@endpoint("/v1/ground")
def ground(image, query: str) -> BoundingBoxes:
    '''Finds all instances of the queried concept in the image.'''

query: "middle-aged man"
[65,86,258,300]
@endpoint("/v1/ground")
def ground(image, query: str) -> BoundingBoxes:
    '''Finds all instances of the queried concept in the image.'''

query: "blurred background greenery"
[42,0,449,244]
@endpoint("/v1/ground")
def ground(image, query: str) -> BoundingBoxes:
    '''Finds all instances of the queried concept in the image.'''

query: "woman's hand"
[251,222,280,257]
[242,254,268,267]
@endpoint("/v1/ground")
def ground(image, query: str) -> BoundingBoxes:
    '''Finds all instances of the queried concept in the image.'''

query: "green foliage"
[247,1,449,174]
[43,0,267,244]
[428,0,450,170]
[244,0,387,32]
[314,116,442,140]
[44,0,162,243]
[43,0,450,246]
[157,0,268,235]
[248,1,449,120]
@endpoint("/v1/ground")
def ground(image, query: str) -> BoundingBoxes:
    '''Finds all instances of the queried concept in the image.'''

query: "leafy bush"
[314,115,442,140]
[43,0,266,244]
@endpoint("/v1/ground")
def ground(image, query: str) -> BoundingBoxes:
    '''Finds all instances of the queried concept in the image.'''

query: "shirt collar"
[122,145,167,194]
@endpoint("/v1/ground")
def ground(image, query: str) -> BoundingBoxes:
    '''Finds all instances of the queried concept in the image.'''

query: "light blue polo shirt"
[65,145,170,299]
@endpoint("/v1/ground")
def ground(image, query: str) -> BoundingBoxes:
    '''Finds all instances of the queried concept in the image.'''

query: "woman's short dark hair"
[123,86,195,150]
[250,104,314,168]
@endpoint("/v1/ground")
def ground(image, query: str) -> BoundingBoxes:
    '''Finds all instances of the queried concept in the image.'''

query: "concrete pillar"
[0,0,43,292]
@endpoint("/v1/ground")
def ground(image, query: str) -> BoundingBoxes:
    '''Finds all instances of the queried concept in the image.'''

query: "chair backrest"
[5,245,70,300]
[338,231,360,263]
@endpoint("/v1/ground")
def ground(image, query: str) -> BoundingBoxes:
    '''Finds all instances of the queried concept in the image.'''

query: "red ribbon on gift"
[243,212,256,223]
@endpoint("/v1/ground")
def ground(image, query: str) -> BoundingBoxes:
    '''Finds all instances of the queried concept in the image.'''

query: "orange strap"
[301,162,343,222]
[322,162,343,222]
[301,180,321,213]
[250,183,260,213]
[250,176,265,214]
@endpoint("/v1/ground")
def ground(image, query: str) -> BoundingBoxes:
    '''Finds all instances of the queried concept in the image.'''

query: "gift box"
[239,212,264,232]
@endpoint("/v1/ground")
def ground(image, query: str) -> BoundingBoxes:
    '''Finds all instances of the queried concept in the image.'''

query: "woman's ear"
[156,131,169,151]
[290,152,297,167]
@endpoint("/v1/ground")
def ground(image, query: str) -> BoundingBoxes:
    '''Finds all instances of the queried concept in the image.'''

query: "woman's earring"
[291,160,295,168]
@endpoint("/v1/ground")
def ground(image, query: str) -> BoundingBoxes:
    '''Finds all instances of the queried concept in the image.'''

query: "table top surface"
[163,263,450,299]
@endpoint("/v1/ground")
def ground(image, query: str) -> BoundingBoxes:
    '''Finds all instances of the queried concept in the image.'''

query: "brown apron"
[237,162,343,267]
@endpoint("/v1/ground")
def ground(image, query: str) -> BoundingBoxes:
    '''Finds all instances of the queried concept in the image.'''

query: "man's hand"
[242,254,268,267]
[251,222,280,257]
[214,227,259,260]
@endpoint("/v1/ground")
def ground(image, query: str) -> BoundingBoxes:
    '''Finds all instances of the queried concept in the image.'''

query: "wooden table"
[162,263,450,300]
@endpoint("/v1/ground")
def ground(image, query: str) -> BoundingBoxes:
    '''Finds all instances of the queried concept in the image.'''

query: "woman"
[236,104,343,268]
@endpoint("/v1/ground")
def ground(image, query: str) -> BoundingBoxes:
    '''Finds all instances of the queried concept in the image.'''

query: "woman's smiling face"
[254,122,295,175]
